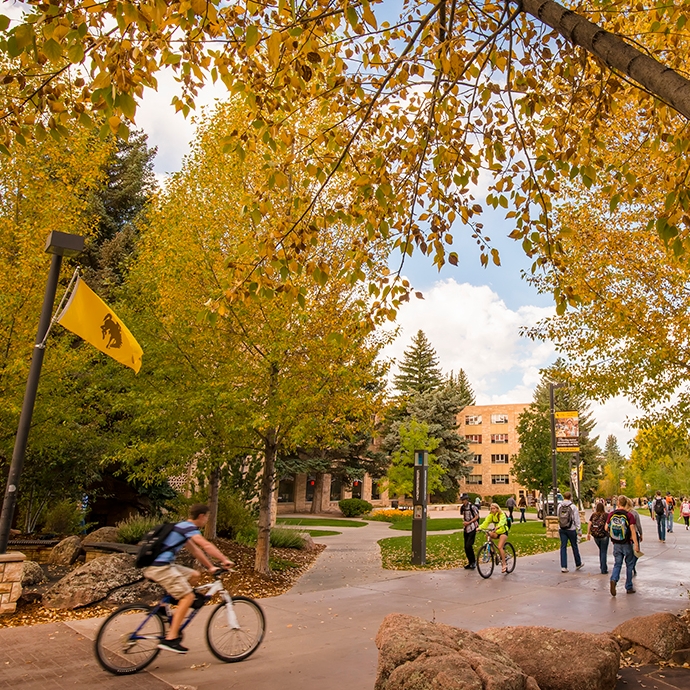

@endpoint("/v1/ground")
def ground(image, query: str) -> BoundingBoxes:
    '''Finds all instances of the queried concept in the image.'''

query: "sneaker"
[576,563,585,571]
[627,588,636,594]
[561,567,568,573]
[610,580,617,597]
[158,638,188,654]
[464,563,475,570]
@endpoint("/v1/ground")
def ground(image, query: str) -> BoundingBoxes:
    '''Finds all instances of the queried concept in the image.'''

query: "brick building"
[457,403,532,501]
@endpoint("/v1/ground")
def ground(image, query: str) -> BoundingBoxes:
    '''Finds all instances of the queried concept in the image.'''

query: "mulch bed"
[0,538,325,629]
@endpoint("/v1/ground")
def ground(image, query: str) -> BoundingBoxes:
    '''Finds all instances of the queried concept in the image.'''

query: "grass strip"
[276,517,367,528]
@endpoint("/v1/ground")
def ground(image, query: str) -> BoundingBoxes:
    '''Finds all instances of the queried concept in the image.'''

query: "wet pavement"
[2,511,690,689]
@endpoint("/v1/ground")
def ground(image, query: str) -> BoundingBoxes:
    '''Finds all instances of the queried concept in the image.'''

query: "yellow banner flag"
[57,277,143,373]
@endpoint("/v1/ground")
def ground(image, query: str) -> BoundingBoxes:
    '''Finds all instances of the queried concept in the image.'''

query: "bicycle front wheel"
[206,596,265,662]
[476,543,494,579]
[95,604,164,675]
[504,542,517,574]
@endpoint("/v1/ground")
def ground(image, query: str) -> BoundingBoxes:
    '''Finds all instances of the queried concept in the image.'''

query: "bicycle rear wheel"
[476,543,494,579]
[206,596,265,662]
[504,542,517,573]
[95,604,164,675]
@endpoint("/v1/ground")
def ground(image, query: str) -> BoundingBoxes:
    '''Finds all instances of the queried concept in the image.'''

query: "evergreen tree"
[393,330,443,394]
[512,366,601,502]
[448,369,476,406]
[598,435,627,497]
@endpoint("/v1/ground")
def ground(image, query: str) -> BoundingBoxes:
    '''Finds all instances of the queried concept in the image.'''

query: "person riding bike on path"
[478,503,510,573]
[143,504,233,654]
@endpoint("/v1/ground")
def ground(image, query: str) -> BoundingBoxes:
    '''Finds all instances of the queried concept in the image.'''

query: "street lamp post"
[0,232,84,553]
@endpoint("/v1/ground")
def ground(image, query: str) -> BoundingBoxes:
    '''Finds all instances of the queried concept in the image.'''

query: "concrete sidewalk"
[3,513,690,689]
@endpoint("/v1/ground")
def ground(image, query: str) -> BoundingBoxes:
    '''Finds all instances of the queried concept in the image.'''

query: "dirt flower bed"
[0,538,325,629]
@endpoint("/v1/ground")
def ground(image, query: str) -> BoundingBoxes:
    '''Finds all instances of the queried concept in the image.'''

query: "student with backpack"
[652,491,668,542]
[557,491,583,573]
[141,504,233,653]
[605,495,640,596]
[460,493,480,570]
[666,492,676,533]
[681,497,690,530]
[587,501,609,574]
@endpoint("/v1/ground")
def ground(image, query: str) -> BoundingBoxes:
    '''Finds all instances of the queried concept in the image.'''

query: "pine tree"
[393,330,443,395]
[448,369,476,406]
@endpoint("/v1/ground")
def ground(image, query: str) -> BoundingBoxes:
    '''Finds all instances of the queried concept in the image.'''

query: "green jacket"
[479,511,509,535]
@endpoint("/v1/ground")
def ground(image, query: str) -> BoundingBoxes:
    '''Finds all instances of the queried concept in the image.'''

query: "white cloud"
[589,398,640,454]
[382,278,555,402]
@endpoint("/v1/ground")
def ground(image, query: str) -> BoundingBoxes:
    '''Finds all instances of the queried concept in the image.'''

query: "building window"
[278,475,295,503]
[472,454,482,464]
[491,454,509,464]
[306,475,317,502]
[491,413,509,424]
[491,433,509,444]
[467,475,483,485]
[352,479,362,499]
[491,474,510,484]
[465,414,482,425]
[330,477,342,501]
[466,434,482,444]
[371,480,381,500]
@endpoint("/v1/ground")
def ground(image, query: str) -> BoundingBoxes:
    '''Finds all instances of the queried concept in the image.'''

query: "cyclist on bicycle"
[143,503,233,654]
[479,502,510,573]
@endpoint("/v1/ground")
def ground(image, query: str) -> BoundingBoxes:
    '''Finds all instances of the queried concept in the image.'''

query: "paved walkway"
[2,512,690,689]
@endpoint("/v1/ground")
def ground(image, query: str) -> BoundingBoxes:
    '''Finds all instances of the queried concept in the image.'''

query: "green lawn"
[276,517,366,528]
[300,529,342,537]
[379,521,562,570]
[389,516,544,531]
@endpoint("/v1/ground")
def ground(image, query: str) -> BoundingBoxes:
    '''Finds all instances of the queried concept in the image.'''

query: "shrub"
[216,490,257,540]
[43,500,87,536]
[466,493,482,505]
[431,486,460,503]
[490,494,514,508]
[339,498,373,517]
[116,515,160,544]
[235,525,306,549]
[368,509,414,523]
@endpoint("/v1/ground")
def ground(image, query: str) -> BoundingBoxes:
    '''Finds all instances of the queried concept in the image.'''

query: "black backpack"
[135,523,176,568]
[654,498,666,516]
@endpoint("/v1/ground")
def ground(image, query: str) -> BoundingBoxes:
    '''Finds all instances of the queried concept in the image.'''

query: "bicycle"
[476,528,516,579]
[94,568,265,675]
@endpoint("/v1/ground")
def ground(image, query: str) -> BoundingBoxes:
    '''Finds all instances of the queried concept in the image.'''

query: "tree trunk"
[255,430,277,574]
[204,466,220,540]
[310,472,325,514]
[521,0,690,120]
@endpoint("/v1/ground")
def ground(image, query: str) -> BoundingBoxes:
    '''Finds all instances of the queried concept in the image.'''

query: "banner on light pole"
[555,411,579,452]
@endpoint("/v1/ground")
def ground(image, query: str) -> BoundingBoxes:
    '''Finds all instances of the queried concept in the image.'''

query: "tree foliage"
[393,330,444,395]
[597,435,626,497]
[4,0,690,314]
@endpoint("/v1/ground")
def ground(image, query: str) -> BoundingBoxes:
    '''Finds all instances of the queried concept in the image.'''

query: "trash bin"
[391,500,399,509]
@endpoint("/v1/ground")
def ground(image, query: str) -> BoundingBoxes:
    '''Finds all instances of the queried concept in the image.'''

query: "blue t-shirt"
[151,520,202,566]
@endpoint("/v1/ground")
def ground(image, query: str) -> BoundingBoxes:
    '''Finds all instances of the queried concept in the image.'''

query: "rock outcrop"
[20,561,46,587]
[48,536,82,566]
[82,527,120,545]
[611,613,690,663]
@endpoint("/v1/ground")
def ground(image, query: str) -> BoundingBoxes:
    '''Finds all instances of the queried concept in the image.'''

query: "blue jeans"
[559,529,582,569]
[611,542,635,591]
[657,515,666,541]
[667,510,674,532]
[593,535,609,573]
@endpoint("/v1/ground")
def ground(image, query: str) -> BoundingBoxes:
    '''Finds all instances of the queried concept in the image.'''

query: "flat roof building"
[458,403,531,499]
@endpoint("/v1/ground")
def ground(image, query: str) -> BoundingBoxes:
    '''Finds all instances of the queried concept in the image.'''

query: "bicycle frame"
[128,579,241,643]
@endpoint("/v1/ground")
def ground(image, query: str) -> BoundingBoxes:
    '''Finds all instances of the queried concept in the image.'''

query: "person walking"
[606,495,640,596]
[647,497,654,520]
[666,492,676,533]
[558,491,583,573]
[587,501,609,574]
[505,496,516,525]
[653,491,668,542]
[460,493,480,570]
[681,497,690,530]
[518,495,527,523]
[629,500,643,577]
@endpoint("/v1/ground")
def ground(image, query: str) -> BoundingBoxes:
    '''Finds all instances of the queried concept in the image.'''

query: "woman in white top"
[681,497,690,530]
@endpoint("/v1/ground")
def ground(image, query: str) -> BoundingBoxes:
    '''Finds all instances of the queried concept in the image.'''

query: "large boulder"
[375,613,540,690]
[611,613,690,663]
[82,526,120,545]
[21,561,46,587]
[43,553,144,609]
[479,626,620,690]
[48,536,82,566]
[104,579,165,606]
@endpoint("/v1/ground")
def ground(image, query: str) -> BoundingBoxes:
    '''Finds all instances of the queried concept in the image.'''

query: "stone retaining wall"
[0,552,25,614]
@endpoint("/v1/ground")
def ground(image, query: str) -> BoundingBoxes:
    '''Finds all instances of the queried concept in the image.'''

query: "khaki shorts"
[143,564,197,600]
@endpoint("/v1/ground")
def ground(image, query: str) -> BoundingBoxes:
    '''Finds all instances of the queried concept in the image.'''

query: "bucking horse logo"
[101,313,123,349]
